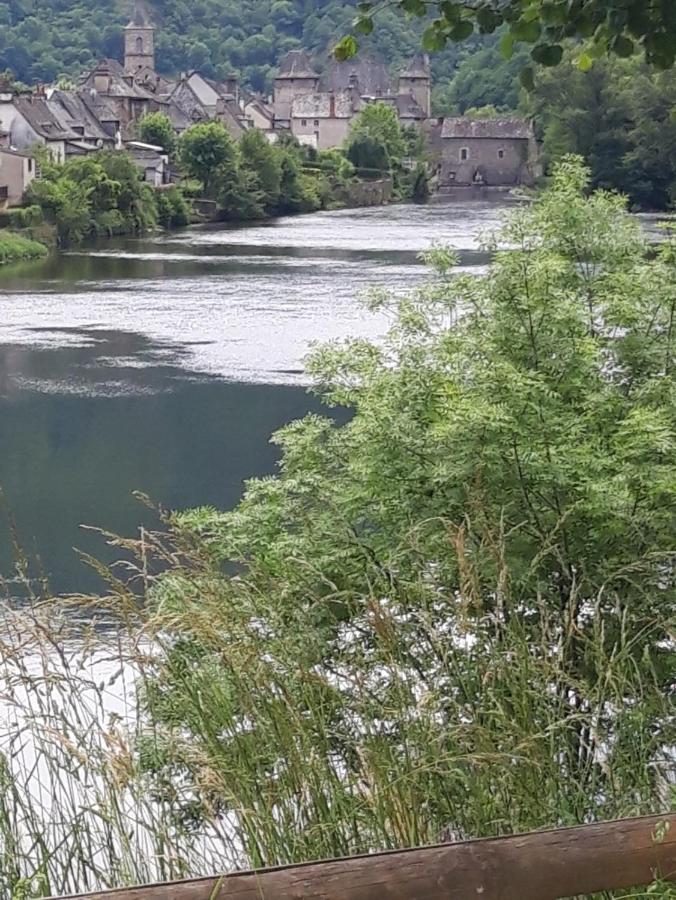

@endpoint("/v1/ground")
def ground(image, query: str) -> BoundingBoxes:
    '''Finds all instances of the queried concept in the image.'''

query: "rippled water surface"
[0,199,541,591]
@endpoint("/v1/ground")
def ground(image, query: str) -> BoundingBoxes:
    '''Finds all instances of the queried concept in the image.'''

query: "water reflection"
[0,331,340,593]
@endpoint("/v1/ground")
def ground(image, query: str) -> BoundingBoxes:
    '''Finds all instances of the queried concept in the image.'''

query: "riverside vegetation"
[1,157,674,898]
[0,102,424,258]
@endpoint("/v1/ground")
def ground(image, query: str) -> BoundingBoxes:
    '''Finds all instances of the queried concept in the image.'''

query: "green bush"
[156,186,191,228]
[0,205,44,229]
[0,231,48,264]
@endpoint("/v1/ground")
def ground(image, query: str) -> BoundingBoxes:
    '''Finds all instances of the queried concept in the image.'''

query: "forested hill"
[0,0,523,109]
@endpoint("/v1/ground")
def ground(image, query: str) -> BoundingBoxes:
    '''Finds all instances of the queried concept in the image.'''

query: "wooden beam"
[53,813,676,900]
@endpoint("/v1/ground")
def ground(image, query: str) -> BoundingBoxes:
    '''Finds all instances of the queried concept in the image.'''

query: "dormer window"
[460,147,469,161]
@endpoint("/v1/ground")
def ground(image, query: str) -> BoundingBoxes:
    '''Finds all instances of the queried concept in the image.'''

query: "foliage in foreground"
[144,157,675,855]
[1,157,674,899]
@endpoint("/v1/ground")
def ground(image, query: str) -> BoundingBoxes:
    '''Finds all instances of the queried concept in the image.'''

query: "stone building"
[0,147,36,208]
[124,6,156,76]
[0,94,76,162]
[273,51,321,124]
[290,90,353,150]
[272,50,431,150]
[436,117,541,188]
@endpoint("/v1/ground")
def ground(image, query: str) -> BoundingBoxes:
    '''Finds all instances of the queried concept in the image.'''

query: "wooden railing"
[53,813,675,900]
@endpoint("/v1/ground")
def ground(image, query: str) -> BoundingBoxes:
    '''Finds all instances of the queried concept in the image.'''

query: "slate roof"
[48,90,114,143]
[320,54,392,95]
[126,2,152,27]
[79,59,157,100]
[441,117,534,140]
[290,91,353,119]
[276,50,320,80]
[399,54,430,79]
[13,96,76,141]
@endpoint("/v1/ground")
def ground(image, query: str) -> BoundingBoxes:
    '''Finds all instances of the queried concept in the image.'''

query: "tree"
[179,121,237,197]
[528,54,676,208]
[140,159,674,860]
[346,134,389,172]
[138,112,177,157]
[239,127,281,211]
[341,1,676,72]
[346,102,405,167]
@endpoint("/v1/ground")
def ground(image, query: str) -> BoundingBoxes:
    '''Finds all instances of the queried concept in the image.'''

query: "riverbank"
[0,230,49,264]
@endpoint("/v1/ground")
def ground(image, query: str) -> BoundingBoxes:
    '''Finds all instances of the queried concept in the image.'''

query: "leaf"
[612,34,635,58]
[499,31,515,59]
[422,24,448,51]
[476,8,500,33]
[333,34,358,61]
[530,43,563,66]
[520,66,535,91]
[449,19,473,42]
[401,0,426,15]
[576,51,594,71]
[512,19,542,43]
[353,15,374,35]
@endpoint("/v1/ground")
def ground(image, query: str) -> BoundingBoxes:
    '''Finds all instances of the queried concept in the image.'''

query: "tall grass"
[1,517,671,898]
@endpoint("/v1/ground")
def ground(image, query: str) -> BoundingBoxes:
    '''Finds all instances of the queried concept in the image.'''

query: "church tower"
[124,3,155,74]
[398,54,431,118]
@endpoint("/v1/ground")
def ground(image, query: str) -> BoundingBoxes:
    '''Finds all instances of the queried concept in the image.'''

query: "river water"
[0,199,540,593]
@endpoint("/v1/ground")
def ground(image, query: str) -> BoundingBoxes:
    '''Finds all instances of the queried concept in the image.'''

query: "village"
[0,4,541,210]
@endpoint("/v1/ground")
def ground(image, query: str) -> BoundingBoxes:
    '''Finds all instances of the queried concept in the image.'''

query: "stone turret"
[273,50,319,121]
[124,2,155,75]
[398,54,431,118]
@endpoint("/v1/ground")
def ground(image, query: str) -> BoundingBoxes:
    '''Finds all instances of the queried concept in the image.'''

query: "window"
[498,149,505,159]
[460,147,469,161]
[301,118,307,126]
[313,119,319,126]
[27,158,33,172]
[136,36,144,53]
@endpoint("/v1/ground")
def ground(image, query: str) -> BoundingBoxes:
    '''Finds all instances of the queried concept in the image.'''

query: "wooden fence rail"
[54,813,675,900]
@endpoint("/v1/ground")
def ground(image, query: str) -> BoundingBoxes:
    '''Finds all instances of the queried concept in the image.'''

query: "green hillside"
[0,0,493,95]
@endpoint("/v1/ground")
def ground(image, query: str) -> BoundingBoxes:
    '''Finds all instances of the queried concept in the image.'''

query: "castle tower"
[398,54,431,118]
[273,50,319,121]
[124,3,155,74]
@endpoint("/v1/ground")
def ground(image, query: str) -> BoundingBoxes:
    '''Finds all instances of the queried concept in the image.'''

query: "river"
[0,199,546,594]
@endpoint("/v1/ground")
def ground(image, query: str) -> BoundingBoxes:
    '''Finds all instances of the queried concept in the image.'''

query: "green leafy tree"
[347,102,406,165]
[138,112,177,157]
[528,54,676,208]
[239,128,281,211]
[140,158,675,861]
[346,133,389,172]
[179,121,237,198]
[342,1,676,71]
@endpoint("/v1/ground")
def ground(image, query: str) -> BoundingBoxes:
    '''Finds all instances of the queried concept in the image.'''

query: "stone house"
[272,50,431,150]
[0,94,76,162]
[47,90,117,153]
[0,147,36,208]
[290,91,353,150]
[273,51,321,124]
[437,117,540,187]
[78,58,161,137]
[242,93,274,133]
[124,140,169,186]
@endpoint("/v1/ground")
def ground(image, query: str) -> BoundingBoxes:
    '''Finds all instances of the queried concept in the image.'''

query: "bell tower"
[124,3,155,74]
